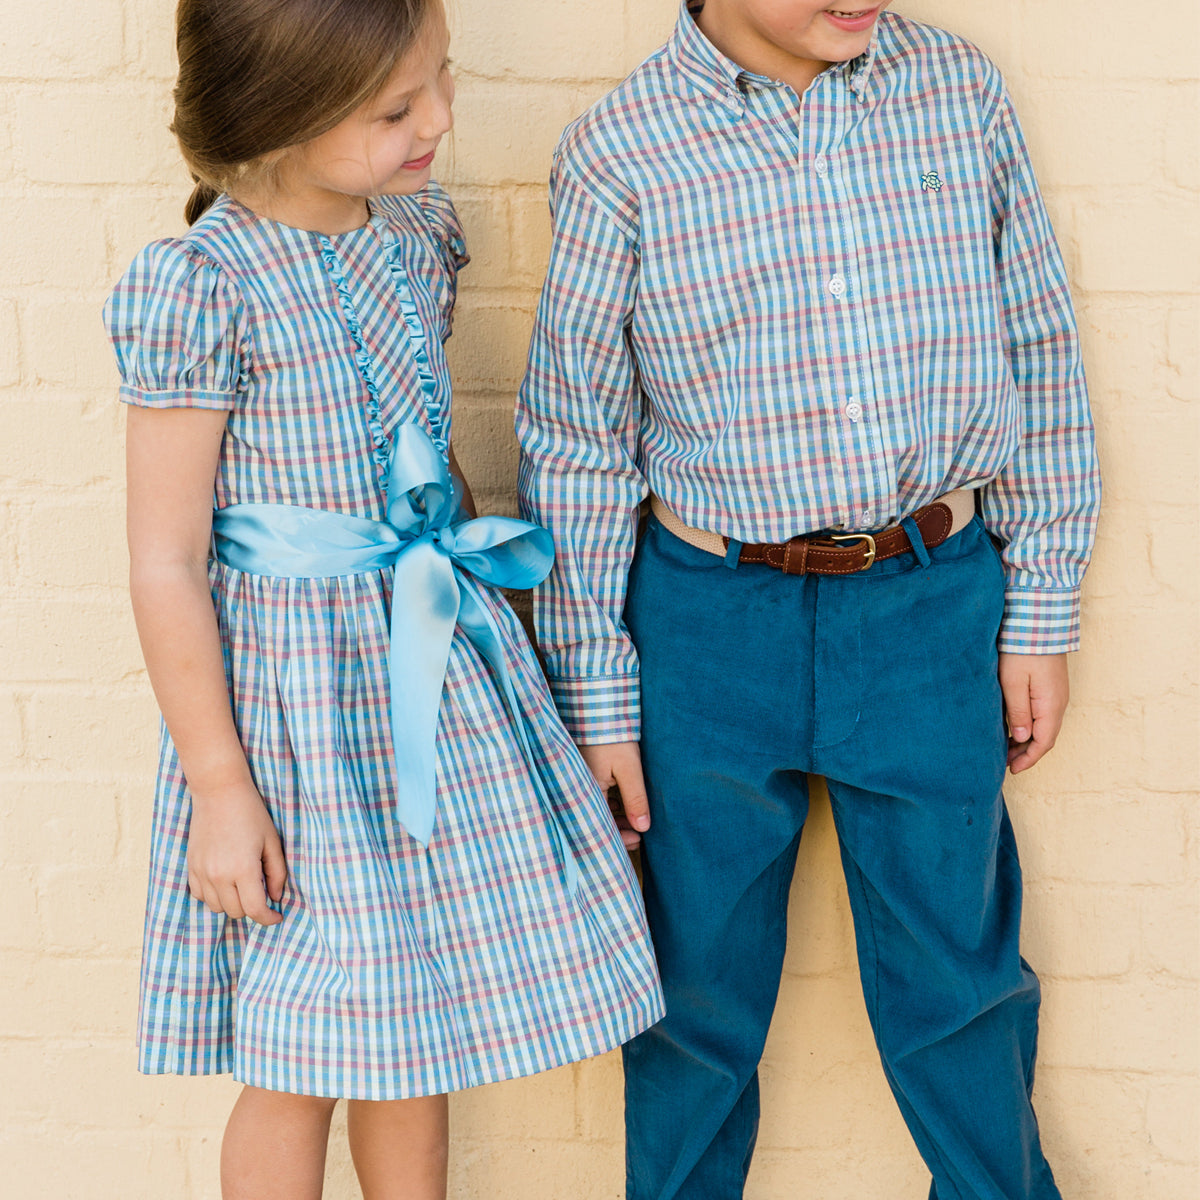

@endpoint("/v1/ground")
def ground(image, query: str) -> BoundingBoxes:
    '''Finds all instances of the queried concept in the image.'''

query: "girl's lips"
[823,6,881,33]
[402,150,436,170]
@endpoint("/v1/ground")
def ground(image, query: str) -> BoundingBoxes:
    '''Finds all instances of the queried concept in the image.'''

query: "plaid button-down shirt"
[516,3,1100,743]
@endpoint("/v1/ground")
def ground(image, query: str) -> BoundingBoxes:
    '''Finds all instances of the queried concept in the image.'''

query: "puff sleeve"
[411,182,469,339]
[102,240,249,410]
[415,180,469,278]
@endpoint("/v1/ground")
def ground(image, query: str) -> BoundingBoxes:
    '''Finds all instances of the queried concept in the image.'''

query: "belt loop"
[901,515,931,568]
[723,538,743,570]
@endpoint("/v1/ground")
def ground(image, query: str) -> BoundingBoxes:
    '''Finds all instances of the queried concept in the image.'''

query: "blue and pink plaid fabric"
[104,188,663,1099]
[516,4,1100,744]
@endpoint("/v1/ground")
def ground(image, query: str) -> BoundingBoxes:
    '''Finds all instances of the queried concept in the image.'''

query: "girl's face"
[270,2,454,232]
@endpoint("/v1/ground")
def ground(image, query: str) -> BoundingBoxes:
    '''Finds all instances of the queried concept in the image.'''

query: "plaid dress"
[104,188,663,1100]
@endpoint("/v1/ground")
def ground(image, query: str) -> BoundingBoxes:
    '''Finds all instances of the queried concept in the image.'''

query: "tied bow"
[212,423,578,891]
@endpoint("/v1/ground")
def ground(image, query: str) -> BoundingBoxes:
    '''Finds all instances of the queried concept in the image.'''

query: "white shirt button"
[860,510,874,526]
[814,154,829,176]
[828,274,847,297]
[845,399,863,421]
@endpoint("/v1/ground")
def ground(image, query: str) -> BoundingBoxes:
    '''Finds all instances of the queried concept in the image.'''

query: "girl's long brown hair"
[173,0,433,224]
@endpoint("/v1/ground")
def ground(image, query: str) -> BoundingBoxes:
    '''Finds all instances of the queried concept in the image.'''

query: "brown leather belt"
[649,489,977,577]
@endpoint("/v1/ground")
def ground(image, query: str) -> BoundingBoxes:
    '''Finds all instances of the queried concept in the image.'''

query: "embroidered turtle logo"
[920,170,945,193]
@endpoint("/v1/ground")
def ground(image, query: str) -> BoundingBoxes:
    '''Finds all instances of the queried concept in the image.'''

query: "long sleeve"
[516,151,647,743]
[979,88,1101,654]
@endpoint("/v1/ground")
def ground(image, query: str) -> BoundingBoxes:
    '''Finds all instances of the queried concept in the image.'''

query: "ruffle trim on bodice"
[317,235,393,490]
[317,224,452,491]
[383,231,448,462]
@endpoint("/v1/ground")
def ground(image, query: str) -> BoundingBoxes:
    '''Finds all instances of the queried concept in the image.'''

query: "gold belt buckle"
[831,532,877,570]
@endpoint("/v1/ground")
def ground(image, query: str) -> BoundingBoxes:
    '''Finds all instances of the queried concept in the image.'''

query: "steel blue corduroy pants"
[622,514,1061,1200]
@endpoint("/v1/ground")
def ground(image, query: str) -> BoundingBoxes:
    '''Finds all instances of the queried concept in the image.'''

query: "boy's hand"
[580,741,651,851]
[998,653,1070,774]
[186,782,288,926]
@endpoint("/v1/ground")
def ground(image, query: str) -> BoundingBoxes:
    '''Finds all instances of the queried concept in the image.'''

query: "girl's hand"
[186,783,288,926]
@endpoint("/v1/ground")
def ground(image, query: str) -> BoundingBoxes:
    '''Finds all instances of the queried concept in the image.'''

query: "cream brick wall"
[1,1,1196,1196]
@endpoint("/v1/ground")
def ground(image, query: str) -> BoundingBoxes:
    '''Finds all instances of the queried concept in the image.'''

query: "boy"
[516,2,1099,1197]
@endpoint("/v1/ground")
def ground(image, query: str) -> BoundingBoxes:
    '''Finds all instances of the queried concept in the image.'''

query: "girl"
[103,2,663,1197]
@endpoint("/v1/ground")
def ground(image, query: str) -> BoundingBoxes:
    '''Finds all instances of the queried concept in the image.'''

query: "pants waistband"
[649,490,977,576]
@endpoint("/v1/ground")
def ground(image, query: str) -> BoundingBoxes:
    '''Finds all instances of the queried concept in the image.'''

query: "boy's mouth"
[824,6,881,33]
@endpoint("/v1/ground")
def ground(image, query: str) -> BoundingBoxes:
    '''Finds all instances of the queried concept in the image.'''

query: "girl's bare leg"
[347,1095,449,1200]
[221,1086,338,1200]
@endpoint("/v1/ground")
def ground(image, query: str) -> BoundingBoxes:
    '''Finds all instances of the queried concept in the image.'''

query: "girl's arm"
[126,405,286,926]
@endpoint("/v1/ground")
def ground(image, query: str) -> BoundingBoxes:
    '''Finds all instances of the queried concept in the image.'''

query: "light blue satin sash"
[212,422,578,892]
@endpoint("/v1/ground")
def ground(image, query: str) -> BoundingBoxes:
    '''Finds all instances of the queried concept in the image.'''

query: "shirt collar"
[669,1,882,106]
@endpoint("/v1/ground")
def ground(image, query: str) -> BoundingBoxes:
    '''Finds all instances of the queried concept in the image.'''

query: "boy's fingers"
[1004,686,1033,746]
[1019,708,1063,771]
[605,792,643,850]
[579,742,650,845]
[1000,653,1070,773]
[622,791,650,831]
[579,744,614,792]
[613,759,651,833]
[998,658,1034,744]
[1009,741,1038,773]
[1009,703,1064,772]
[1030,681,1066,746]
[1001,671,1034,770]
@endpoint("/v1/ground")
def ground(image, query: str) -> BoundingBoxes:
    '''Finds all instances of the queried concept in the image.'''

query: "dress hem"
[136,994,665,1100]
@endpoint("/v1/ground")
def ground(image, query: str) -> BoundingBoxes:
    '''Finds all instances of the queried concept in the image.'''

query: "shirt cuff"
[119,384,237,411]
[999,588,1082,655]
[548,674,641,744]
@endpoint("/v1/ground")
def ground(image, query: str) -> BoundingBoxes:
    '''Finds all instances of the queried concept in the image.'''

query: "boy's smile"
[824,7,884,33]
[696,0,892,95]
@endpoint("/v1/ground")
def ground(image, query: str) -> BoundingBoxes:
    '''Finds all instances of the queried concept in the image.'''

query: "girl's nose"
[418,77,454,141]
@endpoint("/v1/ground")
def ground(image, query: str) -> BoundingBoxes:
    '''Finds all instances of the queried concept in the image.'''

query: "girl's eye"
[383,60,451,123]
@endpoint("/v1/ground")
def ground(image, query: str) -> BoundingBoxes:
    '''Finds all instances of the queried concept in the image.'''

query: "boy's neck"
[696,3,828,97]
